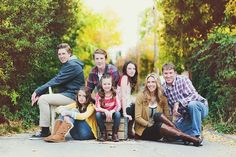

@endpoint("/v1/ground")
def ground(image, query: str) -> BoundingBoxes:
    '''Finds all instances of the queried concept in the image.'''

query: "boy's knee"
[187,101,198,110]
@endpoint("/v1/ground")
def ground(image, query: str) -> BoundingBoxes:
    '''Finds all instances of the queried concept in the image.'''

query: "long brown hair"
[122,61,138,93]
[98,74,116,107]
[76,87,92,113]
[143,73,164,105]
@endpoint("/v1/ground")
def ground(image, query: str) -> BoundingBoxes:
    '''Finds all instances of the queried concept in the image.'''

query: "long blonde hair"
[143,73,164,104]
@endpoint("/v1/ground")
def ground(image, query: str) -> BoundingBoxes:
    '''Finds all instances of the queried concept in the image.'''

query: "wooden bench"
[97,117,128,140]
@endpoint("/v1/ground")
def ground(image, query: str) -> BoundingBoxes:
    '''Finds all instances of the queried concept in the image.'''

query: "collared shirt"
[87,64,120,93]
[162,75,207,113]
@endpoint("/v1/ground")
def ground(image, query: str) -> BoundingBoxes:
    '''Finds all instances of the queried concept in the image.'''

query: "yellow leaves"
[199,3,213,24]
[225,0,236,17]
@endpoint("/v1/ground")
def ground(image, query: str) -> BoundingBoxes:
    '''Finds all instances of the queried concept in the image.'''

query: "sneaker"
[29,131,51,140]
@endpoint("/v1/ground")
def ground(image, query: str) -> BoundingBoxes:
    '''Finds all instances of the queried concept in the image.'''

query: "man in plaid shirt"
[87,49,120,96]
[162,63,208,142]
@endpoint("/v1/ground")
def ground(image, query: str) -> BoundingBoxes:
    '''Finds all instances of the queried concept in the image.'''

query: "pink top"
[95,93,120,112]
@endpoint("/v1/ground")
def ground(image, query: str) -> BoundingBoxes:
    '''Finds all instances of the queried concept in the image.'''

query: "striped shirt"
[162,75,207,114]
[87,64,120,93]
[95,94,120,112]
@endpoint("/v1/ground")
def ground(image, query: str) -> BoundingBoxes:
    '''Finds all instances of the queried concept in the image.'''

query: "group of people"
[30,43,208,146]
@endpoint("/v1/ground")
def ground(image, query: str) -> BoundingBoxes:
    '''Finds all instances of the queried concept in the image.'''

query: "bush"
[191,29,236,133]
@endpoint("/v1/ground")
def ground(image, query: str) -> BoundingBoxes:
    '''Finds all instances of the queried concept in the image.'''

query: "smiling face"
[58,48,71,64]
[146,76,157,93]
[102,77,112,92]
[162,69,176,85]
[94,53,106,70]
[77,90,87,104]
[126,63,136,78]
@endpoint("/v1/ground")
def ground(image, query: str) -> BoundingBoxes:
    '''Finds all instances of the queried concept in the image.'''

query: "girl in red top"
[95,74,121,142]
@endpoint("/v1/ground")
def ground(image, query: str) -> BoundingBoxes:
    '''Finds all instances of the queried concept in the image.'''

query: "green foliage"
[191,28,236,133]
[154,0,229,71]
[0,0,82,131]
[0,0,121,134]
[213,123,236,134]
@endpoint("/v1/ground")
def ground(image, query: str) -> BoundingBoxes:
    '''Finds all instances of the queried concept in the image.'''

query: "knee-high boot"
[44,120,62,141]
[159,114,175,128]
[160,124,202,146]
[46,121,73,143]
[128,120,135,138]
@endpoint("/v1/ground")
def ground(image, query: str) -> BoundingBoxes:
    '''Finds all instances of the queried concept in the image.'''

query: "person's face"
[146,76,157,93]
[77,90,86,104]
[162,69,176,85]
[94,53,106,70]
[58,48,71,64]
[126,63,136,77]
[102,77,112,92]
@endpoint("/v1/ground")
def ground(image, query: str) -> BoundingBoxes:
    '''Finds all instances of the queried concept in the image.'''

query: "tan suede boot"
[44,120,62,142]
[47,121,73,143]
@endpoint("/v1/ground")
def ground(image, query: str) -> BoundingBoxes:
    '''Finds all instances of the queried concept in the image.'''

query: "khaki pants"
[37,94,75,127]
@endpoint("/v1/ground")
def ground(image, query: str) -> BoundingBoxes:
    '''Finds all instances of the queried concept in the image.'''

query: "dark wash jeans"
[96,111,121,132]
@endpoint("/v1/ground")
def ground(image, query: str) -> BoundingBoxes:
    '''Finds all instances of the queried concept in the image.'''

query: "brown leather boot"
[112,127,119,142]
[160,124,202,146]
[128,120,135,138]
[46,121,73,143]
[44,120,62,142]
[98,130,107,142]
[159,114,175,128]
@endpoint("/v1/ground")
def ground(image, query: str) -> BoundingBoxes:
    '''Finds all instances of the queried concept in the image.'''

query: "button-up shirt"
[162,75,207,114]
[87,64,120,93]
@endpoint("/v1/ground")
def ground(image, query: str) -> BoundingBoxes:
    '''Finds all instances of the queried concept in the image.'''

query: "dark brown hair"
[122,61,138,93]
[76,86,92,113]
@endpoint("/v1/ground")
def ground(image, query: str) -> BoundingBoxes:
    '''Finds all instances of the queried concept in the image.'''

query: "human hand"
[173,102,181,117]
[31,92,39,106]
[105,110,112,122]
[61,110,73,117]
[124,114,132,121]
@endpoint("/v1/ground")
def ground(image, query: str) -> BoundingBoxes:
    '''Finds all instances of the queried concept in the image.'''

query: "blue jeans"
[96,111,121,132]
[70,120,94,140]
[175,101,208,136]
[58,115,94,140]
[58,115,74,123]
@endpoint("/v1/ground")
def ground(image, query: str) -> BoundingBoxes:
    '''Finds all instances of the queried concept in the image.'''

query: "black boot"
[128,120,135,138]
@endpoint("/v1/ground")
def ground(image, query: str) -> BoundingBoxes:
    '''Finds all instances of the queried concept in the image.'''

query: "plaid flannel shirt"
[162,75,208,115]
[87,64,120,93]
